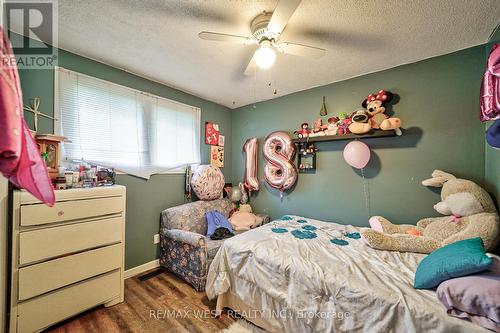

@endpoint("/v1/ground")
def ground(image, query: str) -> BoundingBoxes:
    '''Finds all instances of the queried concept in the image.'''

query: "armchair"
[160,198,270,291]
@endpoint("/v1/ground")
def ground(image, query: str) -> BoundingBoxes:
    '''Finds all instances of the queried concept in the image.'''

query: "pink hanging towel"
[0,28,55,206]
[480,43,500,121]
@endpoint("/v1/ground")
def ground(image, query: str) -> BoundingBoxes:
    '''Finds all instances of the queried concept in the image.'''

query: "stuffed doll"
[229,203,263,230]
[294,122,310,138]
[336,112,352,135]
[350,90,402,135]
[361,170,500,254]
[324,117,339,135]
[309,118,328,137]
[349,109,371,134]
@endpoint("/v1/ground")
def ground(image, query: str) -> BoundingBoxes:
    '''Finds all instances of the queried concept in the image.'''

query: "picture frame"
[205,122,220,145]
[210,146,224,167]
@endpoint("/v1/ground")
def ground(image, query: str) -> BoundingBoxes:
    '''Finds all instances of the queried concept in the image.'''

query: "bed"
[206,215,488,332]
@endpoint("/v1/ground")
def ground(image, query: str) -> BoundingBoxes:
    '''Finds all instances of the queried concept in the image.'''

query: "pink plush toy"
[229,204,263,231]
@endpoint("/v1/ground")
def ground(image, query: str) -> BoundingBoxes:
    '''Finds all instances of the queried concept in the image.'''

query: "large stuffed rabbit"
[361,170,499,254]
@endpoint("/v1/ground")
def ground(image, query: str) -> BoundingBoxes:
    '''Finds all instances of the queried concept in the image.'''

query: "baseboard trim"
[124,259,160,279]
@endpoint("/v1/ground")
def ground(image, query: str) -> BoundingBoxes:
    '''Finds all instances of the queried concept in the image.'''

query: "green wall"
[485,27,500,208]
[232,46,486,225]
[16,38,233,269]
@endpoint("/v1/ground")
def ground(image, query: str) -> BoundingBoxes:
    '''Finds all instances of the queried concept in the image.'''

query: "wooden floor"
[46,269,236,333]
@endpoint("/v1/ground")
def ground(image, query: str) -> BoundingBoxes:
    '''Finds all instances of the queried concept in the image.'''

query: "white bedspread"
[206,215,487,333]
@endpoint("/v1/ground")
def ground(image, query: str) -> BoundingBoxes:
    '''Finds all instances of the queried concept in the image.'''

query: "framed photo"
[218,135,225,147]
[210,146,224,167]
[205,122,219,145]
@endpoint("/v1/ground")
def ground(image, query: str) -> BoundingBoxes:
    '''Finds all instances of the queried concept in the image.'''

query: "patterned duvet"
[206,215,487,332]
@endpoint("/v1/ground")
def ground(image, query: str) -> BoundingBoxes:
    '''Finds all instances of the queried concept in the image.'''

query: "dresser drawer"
[16,270,120,333]
[20,196,123,227]
[18,243,122,301]
[19,216,123,266]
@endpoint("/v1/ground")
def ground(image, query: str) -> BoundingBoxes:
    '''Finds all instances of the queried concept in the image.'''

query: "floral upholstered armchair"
[160,198,270,291]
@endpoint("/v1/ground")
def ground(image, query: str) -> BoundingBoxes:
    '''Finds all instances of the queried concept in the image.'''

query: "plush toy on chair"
[361,170,500,254]
[229,204,263,231]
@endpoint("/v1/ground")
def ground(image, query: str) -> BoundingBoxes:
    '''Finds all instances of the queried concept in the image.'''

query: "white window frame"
[53,66,201,175]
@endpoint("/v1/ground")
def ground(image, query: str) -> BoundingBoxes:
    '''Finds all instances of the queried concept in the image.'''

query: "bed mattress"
[206,215,488,332]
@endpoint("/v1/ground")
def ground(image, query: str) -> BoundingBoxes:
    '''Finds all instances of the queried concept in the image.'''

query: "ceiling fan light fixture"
[254,40,276,69]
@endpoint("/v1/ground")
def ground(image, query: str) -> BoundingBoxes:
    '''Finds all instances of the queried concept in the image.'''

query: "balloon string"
[360,167,371,219]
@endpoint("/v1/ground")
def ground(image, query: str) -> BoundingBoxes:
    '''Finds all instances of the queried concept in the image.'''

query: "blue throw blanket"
[206,211,233,238]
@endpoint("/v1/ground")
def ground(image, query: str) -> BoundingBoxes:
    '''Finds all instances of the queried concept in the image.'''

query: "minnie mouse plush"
[350,90,402,135]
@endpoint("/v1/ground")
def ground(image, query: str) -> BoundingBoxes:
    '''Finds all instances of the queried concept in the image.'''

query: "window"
[55,67,201,178]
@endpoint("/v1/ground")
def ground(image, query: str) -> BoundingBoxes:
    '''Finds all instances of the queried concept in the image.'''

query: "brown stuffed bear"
[361,170,500,254]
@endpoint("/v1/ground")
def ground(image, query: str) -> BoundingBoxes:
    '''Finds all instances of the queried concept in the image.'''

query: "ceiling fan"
[198,0,326,75]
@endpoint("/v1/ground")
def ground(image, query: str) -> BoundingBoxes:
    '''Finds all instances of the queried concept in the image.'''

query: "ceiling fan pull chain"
[253,65,257,109]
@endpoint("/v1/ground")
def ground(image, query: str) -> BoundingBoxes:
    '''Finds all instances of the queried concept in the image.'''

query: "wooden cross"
[23,97,57,134]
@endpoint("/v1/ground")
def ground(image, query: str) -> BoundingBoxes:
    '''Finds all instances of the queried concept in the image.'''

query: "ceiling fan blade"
[244,57,257,76]
[267,0,302,36]
[277,42,326,59]
[198,31,256,45]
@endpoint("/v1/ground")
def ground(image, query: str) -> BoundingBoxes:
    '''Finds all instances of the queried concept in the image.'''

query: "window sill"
[115,168,186,176]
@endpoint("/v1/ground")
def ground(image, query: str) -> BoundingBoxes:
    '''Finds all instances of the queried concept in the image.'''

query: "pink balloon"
[480,43,500,121]
[343,141,371,169]
[243,137,259,192]
[262,131,297,193]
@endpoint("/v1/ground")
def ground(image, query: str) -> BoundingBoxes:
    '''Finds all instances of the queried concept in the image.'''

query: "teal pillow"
[414,238,492,289]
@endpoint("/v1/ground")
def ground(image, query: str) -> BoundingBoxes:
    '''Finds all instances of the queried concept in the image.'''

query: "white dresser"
[9,185,126,333]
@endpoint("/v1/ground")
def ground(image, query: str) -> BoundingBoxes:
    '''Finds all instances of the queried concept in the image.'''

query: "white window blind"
[55,67,201,179]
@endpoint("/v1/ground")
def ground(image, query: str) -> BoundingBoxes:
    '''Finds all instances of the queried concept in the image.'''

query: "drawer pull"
[57,211,64,216]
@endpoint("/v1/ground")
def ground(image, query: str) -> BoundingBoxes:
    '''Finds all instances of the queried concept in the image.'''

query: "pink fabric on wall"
[480,43,500,121]
[0,28,55,206]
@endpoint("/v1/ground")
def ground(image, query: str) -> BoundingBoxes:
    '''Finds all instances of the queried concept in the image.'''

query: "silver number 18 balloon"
[243,137,259,193]
[262,131,297,196]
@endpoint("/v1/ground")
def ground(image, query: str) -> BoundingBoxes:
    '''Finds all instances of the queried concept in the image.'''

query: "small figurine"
[336,113,352,135]
[309,118,328,137]
[300,143,318,155]
[305,143,317,153]
[239,182,249,204]
[96,168,116,186]
[294,122,310,138]
[324,116,339,135]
